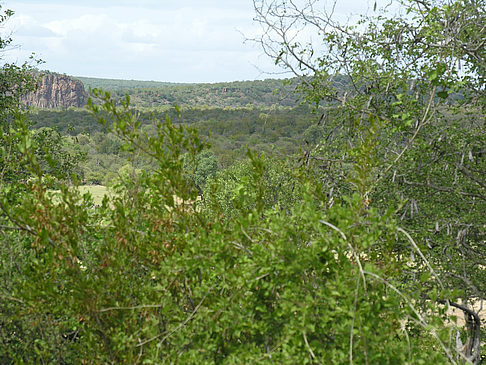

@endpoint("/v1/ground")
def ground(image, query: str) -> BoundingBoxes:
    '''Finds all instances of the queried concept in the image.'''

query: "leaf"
[174,104,181,118]
[420,272,431,282]
[437,90,448,99]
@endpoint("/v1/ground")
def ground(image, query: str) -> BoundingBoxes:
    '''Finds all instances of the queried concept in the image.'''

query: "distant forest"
[74,76,302,108]
[27,77,319,185]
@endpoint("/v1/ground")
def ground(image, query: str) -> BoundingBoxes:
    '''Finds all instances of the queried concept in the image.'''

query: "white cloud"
[7,14,57,38]
[0,0,375,82]
[46,14,113,37]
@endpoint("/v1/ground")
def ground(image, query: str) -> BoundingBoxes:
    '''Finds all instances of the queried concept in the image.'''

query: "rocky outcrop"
[22,72,88,108]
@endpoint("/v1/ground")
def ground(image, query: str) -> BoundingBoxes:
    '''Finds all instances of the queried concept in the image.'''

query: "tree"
[0,6,74,363]
[184,149,218,193]
[202,155,306,220]
[253,0,485,362]
[0,5,42,187]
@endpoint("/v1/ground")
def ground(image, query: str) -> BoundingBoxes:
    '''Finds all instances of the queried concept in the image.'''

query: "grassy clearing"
[51,185,200,208]
[49,185,111,205]
[77,185,111,205]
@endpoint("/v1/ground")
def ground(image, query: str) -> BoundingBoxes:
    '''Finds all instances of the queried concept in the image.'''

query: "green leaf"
[437,90,448,99]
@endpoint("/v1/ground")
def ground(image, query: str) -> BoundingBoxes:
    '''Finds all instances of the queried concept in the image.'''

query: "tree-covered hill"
[74,76,300,108]
[73,76,177,90]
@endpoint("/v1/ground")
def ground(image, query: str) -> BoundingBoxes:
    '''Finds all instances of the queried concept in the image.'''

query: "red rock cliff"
[22,73,87,108]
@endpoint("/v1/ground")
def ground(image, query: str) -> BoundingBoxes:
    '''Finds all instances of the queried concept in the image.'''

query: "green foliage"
[203,155,306,221]
[1,88,457,362]
[26,104,315,181]
[184,149,218,191]
[76,76,301,108]
[2,0,484,362]
[0,7,40,186]
[32,127,87,184]
[255,0,485,362]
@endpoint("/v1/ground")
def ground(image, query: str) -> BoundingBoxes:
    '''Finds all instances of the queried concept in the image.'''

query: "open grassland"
[50,185,111,205]
[77,185,110,205]
[51,185,200,208]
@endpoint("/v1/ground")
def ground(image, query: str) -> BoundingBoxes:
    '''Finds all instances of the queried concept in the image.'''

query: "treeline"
[75,76,300,108]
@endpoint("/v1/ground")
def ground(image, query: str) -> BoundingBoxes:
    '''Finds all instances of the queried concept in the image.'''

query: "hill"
[74,76,301,108]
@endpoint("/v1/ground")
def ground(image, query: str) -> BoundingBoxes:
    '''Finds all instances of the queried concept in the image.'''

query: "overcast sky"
[2,0,371,83]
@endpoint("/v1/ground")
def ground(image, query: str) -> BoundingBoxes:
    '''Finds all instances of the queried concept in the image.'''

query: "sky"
[1,0,371,83]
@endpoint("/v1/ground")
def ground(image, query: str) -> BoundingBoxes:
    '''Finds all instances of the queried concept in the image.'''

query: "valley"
[25,73,318,185]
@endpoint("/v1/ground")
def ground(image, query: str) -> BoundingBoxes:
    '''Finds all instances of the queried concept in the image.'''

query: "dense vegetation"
[1,0,485,363]
[27,105,315,184]
[75,76,300,108]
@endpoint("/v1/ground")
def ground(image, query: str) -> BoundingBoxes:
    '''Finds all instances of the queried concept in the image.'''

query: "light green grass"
[49,185,111,205]
[77,185,111,205]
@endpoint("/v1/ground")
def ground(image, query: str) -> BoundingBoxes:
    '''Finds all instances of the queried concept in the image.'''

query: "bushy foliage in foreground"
[2,0,485,362]
[0,90,458,363]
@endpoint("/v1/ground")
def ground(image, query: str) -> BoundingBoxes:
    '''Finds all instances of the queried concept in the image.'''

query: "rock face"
[22,73,88,108]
